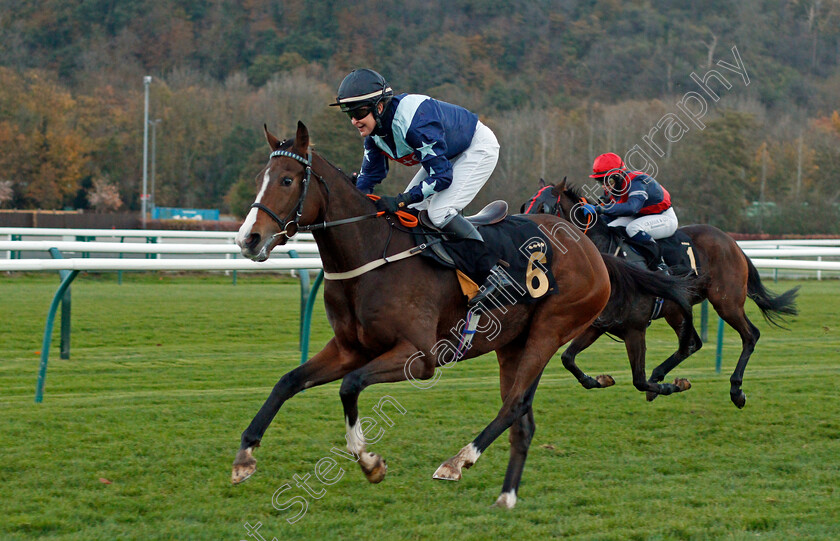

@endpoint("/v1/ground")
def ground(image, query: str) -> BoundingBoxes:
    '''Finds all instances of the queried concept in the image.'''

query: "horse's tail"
[601,254,693,319]
[743,252,800,328]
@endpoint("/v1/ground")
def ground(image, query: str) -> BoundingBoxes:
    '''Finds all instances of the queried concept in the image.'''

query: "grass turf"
[1,273,838,540]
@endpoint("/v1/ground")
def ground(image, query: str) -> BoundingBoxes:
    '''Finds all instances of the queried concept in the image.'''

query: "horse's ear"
[538,178,546,189]
[294,121,310,153]
[555,176,567,194]
[264,124,282,150]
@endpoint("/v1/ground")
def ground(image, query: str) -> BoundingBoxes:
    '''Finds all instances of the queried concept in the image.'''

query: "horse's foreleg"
[561,326,615,389]
[623,328,690,401]
[715,307,760,409]
[339,342,435,484]
[232,338,362,484]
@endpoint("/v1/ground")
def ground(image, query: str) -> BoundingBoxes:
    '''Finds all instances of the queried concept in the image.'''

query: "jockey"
[330,68,505,305]
[586,152,678,272]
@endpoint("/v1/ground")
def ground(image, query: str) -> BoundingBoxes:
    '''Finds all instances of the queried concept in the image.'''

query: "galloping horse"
[232,122,612,508]
[523,178,799,407]
[556,252,696,400]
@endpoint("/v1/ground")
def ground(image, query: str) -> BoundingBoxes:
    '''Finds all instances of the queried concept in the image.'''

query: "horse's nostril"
[247,233,261,250]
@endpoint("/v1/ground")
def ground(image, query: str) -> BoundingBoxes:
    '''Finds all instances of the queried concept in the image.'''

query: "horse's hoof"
[492,491,517,509]
[674,378,691,392]
[731,390,746,409]
[596,374,615,387]
[433,460,462,481]
[231,447,257,485]
[646,390,658,402]
[360,453,387,484]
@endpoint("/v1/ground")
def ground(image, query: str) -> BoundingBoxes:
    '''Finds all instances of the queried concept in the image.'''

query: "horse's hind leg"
[624,328,690,400]
[713,303,760,408]
[338,342,436,483]
[561,327,615,389]
[493,344,541,509]
[647,306,700,400]
[432,302,588,490]
[432,344,552,486]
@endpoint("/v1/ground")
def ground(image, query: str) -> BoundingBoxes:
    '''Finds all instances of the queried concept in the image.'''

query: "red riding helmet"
[589,152,625,178]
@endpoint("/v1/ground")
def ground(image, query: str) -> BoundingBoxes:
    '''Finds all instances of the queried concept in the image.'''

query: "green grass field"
[1,273,838,540]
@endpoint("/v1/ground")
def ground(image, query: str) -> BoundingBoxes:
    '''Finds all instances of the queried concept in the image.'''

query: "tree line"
[1,0,839,233]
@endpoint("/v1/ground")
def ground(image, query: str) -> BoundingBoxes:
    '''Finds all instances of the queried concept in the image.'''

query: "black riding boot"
[440,214,511,306]
[628,231,669,273]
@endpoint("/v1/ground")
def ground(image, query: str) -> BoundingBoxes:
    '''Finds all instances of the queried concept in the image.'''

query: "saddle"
[417,201,508,266]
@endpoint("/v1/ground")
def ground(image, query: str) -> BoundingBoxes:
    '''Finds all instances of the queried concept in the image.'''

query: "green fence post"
[118,236,125,285]
[11,234,21,259]
[715,316,725,374]
[300,270,324,365]
[36,268,80,403]
[47,248,73,360]
[76,235,94,258]
[145,236,158,259]
[288,250,310,350]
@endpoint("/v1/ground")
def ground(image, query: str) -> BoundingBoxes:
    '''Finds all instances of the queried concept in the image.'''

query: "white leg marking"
[346,418,378,469]
[461,442,482,465]
[494,490,517,509]
[345,418,366,455]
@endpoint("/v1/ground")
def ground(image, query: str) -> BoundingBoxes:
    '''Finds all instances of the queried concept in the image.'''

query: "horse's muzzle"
[238,231,287,261]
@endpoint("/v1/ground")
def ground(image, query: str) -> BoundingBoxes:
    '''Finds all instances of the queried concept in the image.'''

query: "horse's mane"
[562,183,589,204]
[559,182,612,240]
[279,137,359,188]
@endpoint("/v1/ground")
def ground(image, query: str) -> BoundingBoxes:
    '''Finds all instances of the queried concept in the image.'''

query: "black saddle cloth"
[413,215,559,305]
[659,231,698,274]
[616,230,697,275]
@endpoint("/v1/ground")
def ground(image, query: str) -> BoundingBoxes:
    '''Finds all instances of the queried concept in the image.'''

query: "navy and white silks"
[356,93,499,227]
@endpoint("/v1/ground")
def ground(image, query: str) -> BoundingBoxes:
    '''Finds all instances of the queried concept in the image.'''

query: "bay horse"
[232,121,612,508]
[523,178,799,407]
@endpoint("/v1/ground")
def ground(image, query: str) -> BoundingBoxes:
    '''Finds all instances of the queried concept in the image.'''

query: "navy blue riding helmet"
[329,68,394,129]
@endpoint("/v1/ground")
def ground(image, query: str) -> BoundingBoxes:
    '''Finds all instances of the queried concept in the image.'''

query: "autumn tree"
[87,176,123,212]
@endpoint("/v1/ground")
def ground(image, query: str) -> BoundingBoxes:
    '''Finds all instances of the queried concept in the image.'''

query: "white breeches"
[406,121,499,227]
[607,207,679,239]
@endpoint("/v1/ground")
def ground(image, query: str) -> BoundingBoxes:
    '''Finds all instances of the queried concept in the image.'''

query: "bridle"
[527,188,594,235]
[250,148,323,239]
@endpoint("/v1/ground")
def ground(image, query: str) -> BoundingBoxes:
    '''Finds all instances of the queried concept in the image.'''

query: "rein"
[540,190,594,235]
[250,149,418,238]
[578,197,593,235]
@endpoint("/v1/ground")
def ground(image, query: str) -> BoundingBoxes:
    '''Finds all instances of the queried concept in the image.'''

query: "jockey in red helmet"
[588,152,678,272]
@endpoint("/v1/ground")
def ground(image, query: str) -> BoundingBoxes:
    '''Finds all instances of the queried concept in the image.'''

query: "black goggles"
[344,106,372,121]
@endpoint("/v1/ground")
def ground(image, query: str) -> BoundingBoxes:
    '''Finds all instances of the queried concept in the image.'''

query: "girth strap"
[323,242,436,280]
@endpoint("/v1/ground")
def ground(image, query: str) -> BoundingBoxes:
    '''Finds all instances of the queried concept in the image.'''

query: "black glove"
[375,193,412,213]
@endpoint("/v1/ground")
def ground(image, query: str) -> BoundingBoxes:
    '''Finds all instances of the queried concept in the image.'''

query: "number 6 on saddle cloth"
[410,201,559,307]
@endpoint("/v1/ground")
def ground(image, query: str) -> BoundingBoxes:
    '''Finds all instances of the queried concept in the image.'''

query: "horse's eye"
[282,177,293,186]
